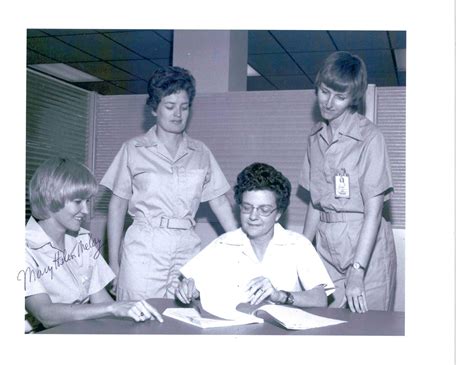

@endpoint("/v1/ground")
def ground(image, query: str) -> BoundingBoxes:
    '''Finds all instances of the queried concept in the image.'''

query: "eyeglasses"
[240,203,278,217]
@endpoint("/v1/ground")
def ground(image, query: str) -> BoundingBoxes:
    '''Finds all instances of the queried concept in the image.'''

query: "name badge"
[334,168,350,199]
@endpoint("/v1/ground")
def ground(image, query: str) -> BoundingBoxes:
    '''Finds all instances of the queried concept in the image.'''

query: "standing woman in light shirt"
[24,158,161,332]
[101,66,238,301]
[299,52,397,313]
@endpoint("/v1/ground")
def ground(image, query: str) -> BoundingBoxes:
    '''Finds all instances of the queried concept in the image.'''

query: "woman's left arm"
[345,194,384,313]
[208,194,238,232]
[281,285,328,307]
[247,277,328,307]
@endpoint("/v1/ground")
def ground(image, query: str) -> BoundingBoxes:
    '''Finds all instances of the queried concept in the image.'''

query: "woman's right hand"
[175,278,199,304]
[111,300,163,322]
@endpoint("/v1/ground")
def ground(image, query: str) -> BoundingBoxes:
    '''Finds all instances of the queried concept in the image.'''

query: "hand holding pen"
[176,277,200,304]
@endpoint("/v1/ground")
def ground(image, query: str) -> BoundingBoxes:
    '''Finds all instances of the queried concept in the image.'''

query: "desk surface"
[41,298,404,335]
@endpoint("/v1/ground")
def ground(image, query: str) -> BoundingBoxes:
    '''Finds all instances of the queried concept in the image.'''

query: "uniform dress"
[299,111,397,311]
[100,126,230,300]
[23,217,115,332]
[181,223,335,302]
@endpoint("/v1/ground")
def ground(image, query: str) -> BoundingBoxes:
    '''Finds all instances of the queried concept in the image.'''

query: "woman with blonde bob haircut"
[23,158,162,332]
[299,51,397,313]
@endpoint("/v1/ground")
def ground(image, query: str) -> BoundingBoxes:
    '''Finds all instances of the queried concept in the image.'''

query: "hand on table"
[175,278,200,304]
[342,268,368,313]
[112,300,163,322]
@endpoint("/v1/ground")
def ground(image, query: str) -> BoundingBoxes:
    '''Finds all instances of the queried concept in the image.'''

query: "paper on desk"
[255,304,346,330]
[194,277,248,320]
[163,307,263,329]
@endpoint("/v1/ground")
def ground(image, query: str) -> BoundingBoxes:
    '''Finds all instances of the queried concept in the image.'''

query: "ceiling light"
[247,64,260,77]
[28,63,102,82]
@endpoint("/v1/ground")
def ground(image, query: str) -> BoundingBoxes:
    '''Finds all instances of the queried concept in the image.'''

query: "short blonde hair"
[315,51,368,112]
[29,158,98,220]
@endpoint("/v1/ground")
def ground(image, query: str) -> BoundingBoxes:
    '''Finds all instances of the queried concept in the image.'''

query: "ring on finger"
[140,312,145,317]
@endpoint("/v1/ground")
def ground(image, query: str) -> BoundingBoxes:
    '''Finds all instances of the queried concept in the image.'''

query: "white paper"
[182,249,261,320]
[255,304,346,330]
[163,307,263,329]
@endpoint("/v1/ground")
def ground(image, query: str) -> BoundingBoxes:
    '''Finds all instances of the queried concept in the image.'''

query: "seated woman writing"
[23,158,162,332]
[175,163,334,308]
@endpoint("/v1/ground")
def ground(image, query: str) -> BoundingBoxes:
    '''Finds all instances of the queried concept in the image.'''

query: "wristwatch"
[352,261,365,271]
[282,291,295,305]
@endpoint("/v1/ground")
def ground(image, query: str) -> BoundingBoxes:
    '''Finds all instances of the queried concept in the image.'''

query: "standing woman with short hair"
[299,51,397,313]
[101,66,237,301]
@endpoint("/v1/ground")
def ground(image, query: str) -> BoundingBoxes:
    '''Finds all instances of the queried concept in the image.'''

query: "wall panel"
[93,87,405,229]
[26,70,91,221]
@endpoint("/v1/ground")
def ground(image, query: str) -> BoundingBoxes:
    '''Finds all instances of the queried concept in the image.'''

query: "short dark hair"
[315,51,368,112]
[233,163,292,213]
[146,66,196,111]
[29,157,98,220]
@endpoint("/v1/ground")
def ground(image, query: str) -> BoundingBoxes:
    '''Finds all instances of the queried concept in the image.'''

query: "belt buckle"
[160,217,169,228]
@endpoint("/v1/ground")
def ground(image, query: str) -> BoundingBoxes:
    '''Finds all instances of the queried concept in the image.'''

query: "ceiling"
[27,29,406,95]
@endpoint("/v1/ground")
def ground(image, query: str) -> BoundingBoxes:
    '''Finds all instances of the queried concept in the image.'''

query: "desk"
[40,298,404,335]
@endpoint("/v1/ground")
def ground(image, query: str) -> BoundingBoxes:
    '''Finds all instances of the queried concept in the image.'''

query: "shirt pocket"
[184,168,207,203]
[132,169,173,194]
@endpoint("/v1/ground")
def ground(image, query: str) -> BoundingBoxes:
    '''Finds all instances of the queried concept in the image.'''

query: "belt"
[320,211,364,223]
[135,216,195,230]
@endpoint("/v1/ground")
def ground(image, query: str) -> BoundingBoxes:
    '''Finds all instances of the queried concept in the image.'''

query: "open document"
[254,304,346,330]
[163,303,346,330]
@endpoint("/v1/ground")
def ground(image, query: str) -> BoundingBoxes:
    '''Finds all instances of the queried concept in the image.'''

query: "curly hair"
[146,66,196,111]
[314,51,368,113]
[234,163,292,213]
[29,157,98,220]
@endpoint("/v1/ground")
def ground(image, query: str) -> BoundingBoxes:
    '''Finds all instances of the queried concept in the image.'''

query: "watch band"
[282,291,295,305]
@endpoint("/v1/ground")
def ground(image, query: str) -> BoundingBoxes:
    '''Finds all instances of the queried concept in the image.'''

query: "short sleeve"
[100,143,133,200]
[87,252,116,296]
[359,132,394,201]
[200,146,230,202]
[23,248,47,298]
[298,141,311,191]
[296,239,335,296]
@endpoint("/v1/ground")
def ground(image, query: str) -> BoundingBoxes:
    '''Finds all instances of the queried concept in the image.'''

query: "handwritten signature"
[17,237,105,290]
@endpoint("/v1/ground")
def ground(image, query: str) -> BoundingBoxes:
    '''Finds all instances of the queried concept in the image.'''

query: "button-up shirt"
[181,223,335,297]
[299,112,393,212]
[100,126,230,220]
[22,217,115,304]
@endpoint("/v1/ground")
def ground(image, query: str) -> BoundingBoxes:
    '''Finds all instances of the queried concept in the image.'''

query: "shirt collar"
[311,112,363,142]
[270,223,289,245]
[337,111,363,141]
[25,216,89,250]
[134,125,200,151]
[25,217,52,249]
[219,223,288,247]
